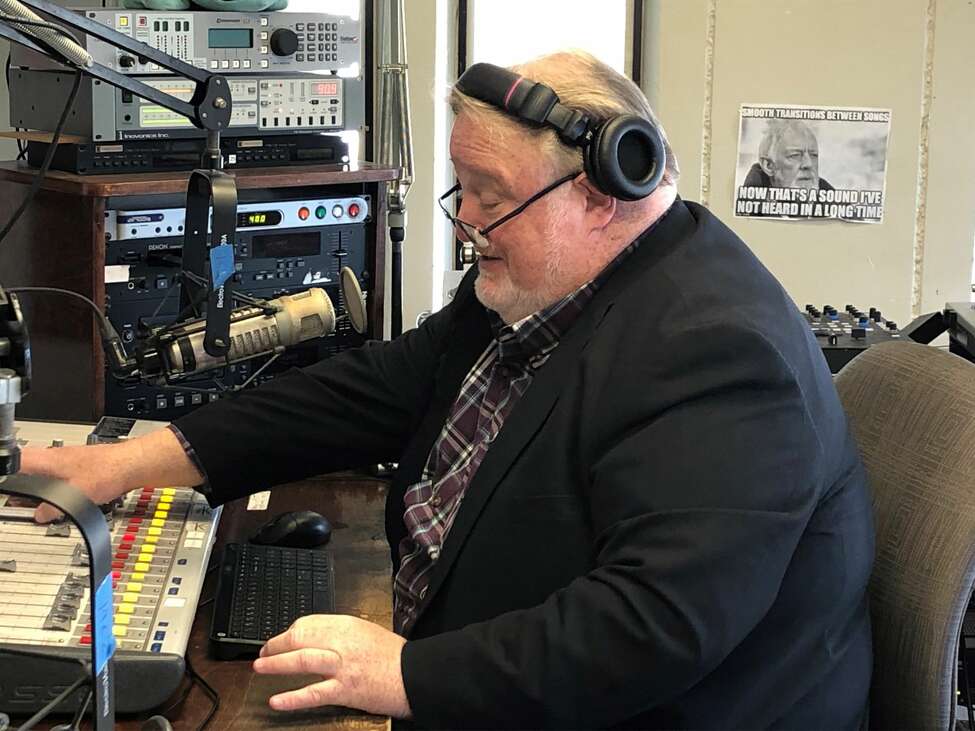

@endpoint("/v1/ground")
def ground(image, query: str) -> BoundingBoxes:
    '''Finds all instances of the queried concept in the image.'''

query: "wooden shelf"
[0,160,400,197]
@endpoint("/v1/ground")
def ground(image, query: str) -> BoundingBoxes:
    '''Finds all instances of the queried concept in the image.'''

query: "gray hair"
[449,50,679,190]
[759,119,817,161]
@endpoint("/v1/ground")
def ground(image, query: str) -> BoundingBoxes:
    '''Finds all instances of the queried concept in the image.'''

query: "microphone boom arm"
[1,0,231,133]
[1,0,237,359]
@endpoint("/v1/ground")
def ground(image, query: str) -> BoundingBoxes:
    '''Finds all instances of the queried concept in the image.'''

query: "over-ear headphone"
[455,62,666,201]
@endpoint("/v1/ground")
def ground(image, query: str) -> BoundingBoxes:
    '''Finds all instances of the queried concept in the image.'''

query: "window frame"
[450,0,644,268]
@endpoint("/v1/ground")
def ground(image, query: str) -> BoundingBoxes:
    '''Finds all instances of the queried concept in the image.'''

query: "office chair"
[834,340,975,730]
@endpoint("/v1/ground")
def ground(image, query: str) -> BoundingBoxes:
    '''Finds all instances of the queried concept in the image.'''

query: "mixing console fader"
[0,419,220,714]
[803,303,901,373]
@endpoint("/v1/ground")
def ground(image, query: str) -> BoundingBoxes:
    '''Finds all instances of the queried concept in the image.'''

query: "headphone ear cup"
[584,116,666,201]
[583,122,611,197]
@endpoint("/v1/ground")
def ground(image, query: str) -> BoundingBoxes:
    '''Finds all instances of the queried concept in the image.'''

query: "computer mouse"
[251,510,332,548]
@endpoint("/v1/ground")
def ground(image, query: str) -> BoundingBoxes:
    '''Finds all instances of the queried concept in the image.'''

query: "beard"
[474,202,570,325]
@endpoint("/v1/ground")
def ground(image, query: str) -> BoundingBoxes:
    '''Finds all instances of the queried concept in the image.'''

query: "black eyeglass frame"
[438,170,582,243]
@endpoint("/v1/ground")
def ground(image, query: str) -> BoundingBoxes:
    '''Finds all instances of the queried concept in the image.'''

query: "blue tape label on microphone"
[93,572,116,675]
[209,244,236,289]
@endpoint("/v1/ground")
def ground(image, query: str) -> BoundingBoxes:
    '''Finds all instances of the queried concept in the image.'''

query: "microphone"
[0,0,93,68]
[137,287,336,382]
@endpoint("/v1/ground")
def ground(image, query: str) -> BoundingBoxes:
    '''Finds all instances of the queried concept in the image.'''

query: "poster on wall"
[733,104,891,223]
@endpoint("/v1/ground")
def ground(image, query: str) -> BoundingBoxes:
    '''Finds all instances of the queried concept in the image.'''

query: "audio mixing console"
[803,303,901,373]
[0,418,219,714]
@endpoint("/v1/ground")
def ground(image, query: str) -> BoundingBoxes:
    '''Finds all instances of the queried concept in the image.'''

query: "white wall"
[393,0,452,331]
[400,0,975,332]
[649,0,975,326]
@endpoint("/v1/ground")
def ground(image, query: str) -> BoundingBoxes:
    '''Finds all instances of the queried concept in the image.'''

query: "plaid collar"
[484,213,665,366]
[488,291,589,368]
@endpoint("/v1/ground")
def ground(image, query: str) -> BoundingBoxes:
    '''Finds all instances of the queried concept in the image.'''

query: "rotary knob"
[270,28,299,57]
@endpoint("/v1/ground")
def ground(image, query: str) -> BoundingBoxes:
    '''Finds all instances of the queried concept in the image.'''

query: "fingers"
[260,626,302,658]
[260,615,335,657]
[267,678,341,711]
[253,648,340,677]
[34,502,65,524]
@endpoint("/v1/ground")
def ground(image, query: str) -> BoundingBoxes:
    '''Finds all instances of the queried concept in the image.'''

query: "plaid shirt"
[393,238,643,635]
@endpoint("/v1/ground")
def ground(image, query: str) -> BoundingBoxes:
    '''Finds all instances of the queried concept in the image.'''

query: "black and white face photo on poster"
[734,104,891,223]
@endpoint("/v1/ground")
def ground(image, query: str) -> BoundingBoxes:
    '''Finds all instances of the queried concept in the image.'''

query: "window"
[468,0,630,73]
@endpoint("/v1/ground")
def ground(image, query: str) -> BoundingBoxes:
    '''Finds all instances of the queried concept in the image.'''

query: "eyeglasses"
[437,170,582,248]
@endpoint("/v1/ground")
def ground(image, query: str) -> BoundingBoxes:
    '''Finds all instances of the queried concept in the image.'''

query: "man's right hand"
[19,427,205,523]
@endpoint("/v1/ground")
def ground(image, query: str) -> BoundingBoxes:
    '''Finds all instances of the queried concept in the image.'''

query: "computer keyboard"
[209,542,335,660]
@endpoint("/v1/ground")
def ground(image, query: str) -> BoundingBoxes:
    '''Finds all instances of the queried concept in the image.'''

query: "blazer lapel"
[409,200,699,629]
[411,288,612,626]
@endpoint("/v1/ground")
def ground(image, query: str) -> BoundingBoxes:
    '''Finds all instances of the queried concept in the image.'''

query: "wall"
[389,0,452,332]
[647,0,975,326]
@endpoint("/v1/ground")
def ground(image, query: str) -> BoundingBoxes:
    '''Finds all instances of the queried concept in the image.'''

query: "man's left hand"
[253,614,411,718]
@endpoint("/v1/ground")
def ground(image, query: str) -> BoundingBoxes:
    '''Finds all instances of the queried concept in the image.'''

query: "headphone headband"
[456,63,591,146]
[454,62,666,201]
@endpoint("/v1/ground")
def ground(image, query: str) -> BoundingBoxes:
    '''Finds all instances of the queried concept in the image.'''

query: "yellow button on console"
[122,592,139,603]
[148,527,162,536]
[118,604,135,614]
[126,582,143,593]
[115,614,131,625]
[131,572,146,581]
[112,625,127,637]
[162,487,177,496]
[134,562,150,572]
[145,535,159,544]
[151,518,165,528]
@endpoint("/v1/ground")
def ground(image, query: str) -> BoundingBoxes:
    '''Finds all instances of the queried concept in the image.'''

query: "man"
[24,51,873,728]
[743,119,835,190]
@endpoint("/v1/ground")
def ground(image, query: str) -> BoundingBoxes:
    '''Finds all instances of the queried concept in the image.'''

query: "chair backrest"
[835,341,975,731]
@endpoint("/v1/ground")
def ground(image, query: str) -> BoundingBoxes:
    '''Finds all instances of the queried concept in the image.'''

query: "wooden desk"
[168,473,393,731]
[13,474,394,731]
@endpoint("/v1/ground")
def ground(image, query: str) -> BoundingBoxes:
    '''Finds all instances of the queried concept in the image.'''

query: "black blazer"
[176,200,874,729]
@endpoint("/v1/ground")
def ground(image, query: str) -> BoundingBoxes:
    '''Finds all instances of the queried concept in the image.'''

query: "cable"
[154,552,221,720]
[59,687,92,731]
[0,68,83,247]
[158,674,194,718]
[4,53,28,161]
[0,12,90,69]
[15,673,87,731]
[5,286,115,338]
[185,654,219,731]
[0,12,82,42]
